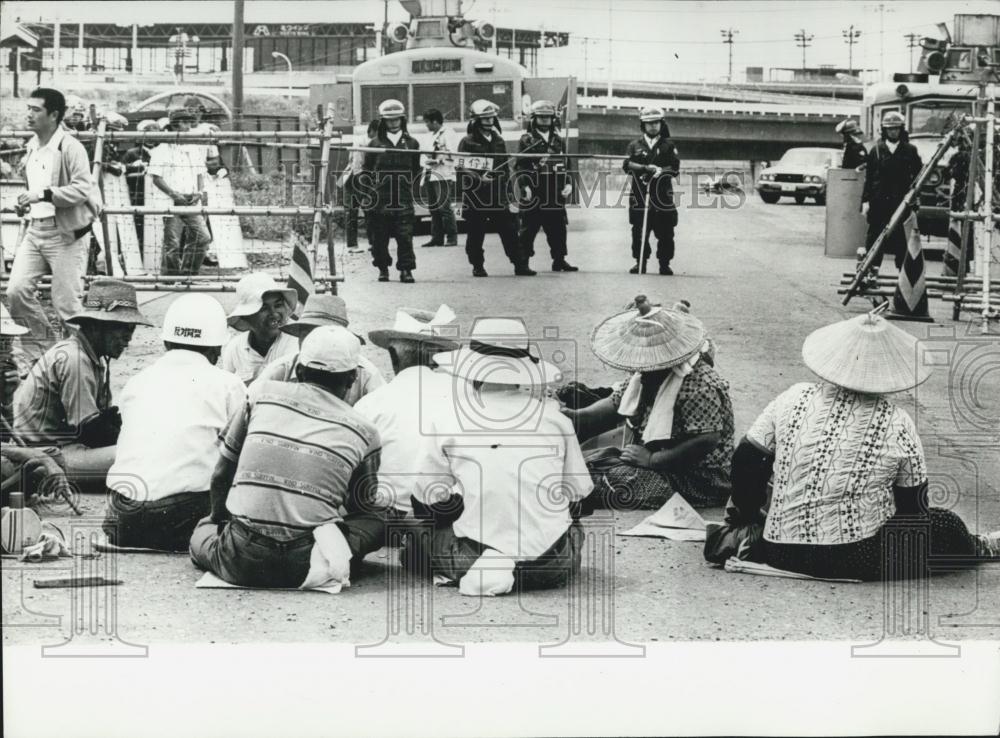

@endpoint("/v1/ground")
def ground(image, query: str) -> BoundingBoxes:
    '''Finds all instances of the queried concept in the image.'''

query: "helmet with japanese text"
[378,99,406,120]
[161,294,229,347]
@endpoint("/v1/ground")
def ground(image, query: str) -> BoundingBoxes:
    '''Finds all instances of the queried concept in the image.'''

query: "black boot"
[378,268,390,282]
[400,269,415,283]
[659,263,673,276]
[514,262,537,276]
[473,265,488,277]
[421,240,443,248]
[552,260,579,272]
[628,261,647,274]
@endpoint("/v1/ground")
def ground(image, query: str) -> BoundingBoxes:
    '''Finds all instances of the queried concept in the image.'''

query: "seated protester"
[354,305,459,517]
[13,279,150,487]
[402,318,594,596]
[729,310,999,581]
[563,295,734,510]
[190,326,388,589]
[220,273,298,385]
[251,294,385,406]
[103,295,247,551]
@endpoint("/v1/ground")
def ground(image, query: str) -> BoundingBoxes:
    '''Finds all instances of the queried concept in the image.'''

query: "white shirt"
[148,142,207,195]
[885,140,899,154]
[643,134,661,150]
[411,385,594,558]
[353,366,454,514]
[386,130,403,146]
[107,350,247,501]
[220,331,298,385]
[421,127,459,182]
[251,351,386,408]
[24,127,66,220]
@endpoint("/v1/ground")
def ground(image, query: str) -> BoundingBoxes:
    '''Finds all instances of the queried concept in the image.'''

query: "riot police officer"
[457,99,534,278]
[623,107,680,275]
[361,99,421,283]
[835,119,867,170]
[515,99,577,272]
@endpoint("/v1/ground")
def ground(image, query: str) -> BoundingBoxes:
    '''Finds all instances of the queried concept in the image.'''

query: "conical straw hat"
[591,295,706,372]
[801,309,931,394]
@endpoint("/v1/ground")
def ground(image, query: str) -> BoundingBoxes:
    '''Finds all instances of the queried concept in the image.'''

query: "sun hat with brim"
[432,317,562,386]
[227,273,298,331]
[1,304,28,336]
[66,278,152,326]
[591,295,706,372]
[802,310,931,394]
[369,304,460,351]
[281,293,365,343]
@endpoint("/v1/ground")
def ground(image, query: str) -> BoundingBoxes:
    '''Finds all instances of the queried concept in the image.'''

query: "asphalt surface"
[3,188,999,648]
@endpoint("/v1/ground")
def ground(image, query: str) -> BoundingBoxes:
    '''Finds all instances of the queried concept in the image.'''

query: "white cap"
[298,325,360,373]
[161,294,228,347]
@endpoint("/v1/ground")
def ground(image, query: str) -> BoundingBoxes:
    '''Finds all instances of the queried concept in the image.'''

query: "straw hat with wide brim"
[66,278,152,327]
[433,317,562,386]
[1,304,28,336]
[227,273,298,331]
[802,312,931,394]
[369,305,460,352]
[280,293,365,344]
[591,295,706,372]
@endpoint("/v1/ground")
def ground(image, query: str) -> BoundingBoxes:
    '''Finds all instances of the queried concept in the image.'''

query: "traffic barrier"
[887,214,933,322]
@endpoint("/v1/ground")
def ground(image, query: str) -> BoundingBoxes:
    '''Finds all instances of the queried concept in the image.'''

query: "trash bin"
[825,168,868,258]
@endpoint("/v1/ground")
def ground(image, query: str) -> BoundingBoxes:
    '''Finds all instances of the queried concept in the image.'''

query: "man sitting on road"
[250,293,384,406]
[220,273,299,385]
[354,305,459,518]
[103,294,247,551]
[190,326,388,588]
[13,279,151,489]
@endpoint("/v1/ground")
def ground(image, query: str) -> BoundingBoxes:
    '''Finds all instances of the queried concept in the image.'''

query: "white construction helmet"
[161,294,229,347]
[639,106,666,123]
[469,99,500,118]
[378,99,406,119]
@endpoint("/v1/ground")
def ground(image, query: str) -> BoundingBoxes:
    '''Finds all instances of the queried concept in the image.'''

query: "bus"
[311,45,578,222]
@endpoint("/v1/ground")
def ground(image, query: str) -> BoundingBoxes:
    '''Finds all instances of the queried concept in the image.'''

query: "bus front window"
[908,100,972,136]
[465,81,514,119]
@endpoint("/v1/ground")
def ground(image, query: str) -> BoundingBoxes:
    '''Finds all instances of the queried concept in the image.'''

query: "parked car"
[755,147,841,205]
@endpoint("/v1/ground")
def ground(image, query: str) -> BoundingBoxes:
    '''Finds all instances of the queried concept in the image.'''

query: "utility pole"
[720,28,737,83]
[606,0,613,108]
[383,0,389,56]
[904,32,920,72]
[233,0,244,132]
[842,25,861,77]
[582,37,589,96]
[794,29,813,71]
[879,2,885,82]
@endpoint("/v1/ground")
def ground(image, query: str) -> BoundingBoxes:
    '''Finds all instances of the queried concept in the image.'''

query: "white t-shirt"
[885,140,899,154]
[148,142,207,195]
[421,127,460,182]
[24,128,66,220]
[107,350,247,501]
[410,384,594,558]
[354,366,455,514]
[220,331,298,385]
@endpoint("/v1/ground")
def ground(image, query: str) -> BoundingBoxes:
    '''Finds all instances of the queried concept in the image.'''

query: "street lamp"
[272,51,293,100]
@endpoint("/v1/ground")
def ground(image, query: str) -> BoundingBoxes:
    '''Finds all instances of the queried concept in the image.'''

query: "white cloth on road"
[617,494,709,541]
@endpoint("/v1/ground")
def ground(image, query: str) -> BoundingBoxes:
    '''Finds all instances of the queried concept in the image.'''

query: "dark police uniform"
[360,131,421,276]
[623,134,680,271]
[862,138,922,270]
[515,127,570,264]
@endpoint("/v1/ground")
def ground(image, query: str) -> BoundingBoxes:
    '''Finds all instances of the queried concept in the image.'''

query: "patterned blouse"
[610,359,735,487]
[747,382,927,546]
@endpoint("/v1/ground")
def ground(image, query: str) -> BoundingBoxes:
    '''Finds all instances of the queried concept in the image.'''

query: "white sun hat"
[226,273,298,331]
[801,309,932,394]
[432,317,562,386]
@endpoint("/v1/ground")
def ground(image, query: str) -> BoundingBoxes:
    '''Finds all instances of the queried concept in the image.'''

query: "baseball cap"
[297,325,360,373]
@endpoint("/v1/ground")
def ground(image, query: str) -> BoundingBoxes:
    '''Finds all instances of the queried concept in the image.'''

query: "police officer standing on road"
[861,110,922,273]
[457,99,534,278]
[516,100,577,272]
[362,100,421,283]
[835,119,867,170]
[623,107,680,275]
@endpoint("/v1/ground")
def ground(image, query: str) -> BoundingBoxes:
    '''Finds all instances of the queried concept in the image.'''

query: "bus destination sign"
[412,59,463,74]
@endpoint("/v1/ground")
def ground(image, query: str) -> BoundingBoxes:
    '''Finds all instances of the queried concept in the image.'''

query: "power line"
[793,29,813,70]
[720,28,738,83]
[842,25,861,77]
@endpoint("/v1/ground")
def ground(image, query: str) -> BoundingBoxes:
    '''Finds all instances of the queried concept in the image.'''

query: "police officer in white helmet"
[359,99,421,283]
[623,106,680,275]
[103,294,247,552]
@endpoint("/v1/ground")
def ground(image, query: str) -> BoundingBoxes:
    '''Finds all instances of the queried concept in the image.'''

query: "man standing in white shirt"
[401,318,595,596]
[148,108,213,275]
[419,109,459,248]
[8,88,99,363]
[354,305,459,516]
[104,294,246,551]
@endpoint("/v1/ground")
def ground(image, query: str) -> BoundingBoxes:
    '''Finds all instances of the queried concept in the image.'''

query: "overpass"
[576,95,861,160]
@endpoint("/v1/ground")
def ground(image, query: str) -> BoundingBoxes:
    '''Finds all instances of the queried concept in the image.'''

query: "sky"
[1,0,997,83]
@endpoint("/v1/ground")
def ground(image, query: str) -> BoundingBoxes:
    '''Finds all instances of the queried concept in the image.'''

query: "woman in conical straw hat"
[723,306,998,580]
[563,295,735,510]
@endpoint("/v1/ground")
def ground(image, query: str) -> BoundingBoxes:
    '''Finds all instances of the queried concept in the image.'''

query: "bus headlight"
[925,170,942,187]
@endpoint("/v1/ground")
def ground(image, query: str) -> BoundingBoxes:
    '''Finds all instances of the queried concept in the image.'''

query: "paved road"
[4,189,998,648]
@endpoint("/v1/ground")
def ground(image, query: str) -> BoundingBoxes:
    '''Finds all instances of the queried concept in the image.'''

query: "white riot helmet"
[161,294,229,347]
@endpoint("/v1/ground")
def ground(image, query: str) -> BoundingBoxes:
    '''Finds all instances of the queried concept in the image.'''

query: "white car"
[756,147,842,205]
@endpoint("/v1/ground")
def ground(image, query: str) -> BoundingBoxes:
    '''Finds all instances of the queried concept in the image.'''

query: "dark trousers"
[761,508,980,582]
[402,522,584,591]
[630,208,677,265]
[189,512,388,588]
[103,490,210,552]
[519,206,568,261]
[370,210,416,271]
[464,206,523,267]
[425,179,458,244]
[343,178,371,249]
[864,214,907,271]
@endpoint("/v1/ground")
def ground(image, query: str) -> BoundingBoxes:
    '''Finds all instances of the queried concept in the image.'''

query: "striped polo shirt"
[219,380,381,540]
